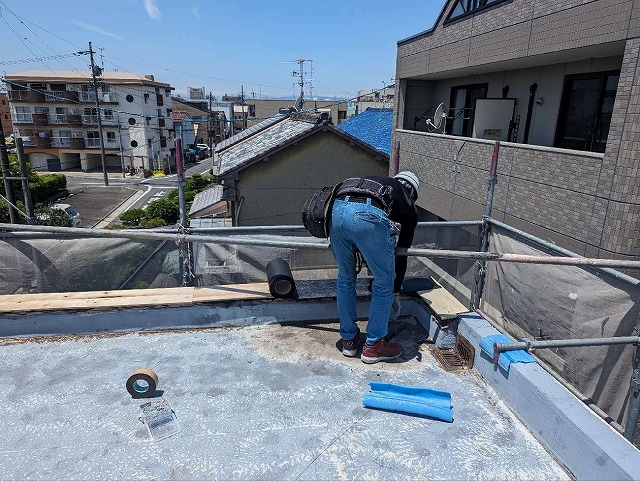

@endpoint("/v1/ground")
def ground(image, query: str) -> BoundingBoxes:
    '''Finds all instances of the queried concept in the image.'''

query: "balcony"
[81,115,100,125]
[49,114,68,125]
[35,136,52,148]
[51,137,70,148]
[12,114,33,124]
[32,113,49,126]
[44,90,79,103]
[69,137,85,149]
[78,91,118,103]
[8,90,45,103]
[85,138,119,149]
[67,114,82,127]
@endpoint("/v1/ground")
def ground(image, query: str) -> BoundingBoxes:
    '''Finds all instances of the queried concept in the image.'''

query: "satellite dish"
[426,102,446,132]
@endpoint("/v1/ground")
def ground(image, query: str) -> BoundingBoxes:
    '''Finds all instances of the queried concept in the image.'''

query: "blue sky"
[0,0,443,100]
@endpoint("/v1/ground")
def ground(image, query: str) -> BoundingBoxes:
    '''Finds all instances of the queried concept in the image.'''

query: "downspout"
[522,83,537,144]
[234,195,244,227]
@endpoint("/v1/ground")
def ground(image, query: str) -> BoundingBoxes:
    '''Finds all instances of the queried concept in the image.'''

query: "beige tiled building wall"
[394,0,640,261]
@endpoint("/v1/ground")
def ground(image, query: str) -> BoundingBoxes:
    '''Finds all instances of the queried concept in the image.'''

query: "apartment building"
[4,71,174,172]
[0,92,13,135]
[394,0,640,261]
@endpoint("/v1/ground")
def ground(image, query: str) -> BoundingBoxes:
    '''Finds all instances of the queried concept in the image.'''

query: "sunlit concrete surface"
[0,319,570,480]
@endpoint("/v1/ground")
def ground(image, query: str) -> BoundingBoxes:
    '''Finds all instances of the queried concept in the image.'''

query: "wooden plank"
[193,283,272,302]
[0,294,193,312]
[0,284,275,313]
[418,281,468,318]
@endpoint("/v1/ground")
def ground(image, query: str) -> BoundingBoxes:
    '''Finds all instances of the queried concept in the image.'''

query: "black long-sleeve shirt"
[365,176,418,292]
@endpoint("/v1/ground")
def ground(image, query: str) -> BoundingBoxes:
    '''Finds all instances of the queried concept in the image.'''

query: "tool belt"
[334,178,393,214]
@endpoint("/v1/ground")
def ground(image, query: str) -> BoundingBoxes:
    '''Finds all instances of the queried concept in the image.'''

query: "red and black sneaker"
[342,328,363,357]
[361,338,403,364]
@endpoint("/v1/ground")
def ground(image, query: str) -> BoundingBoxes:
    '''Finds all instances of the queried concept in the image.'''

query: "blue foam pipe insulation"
[363,382,453,422]
[479,334,536,372]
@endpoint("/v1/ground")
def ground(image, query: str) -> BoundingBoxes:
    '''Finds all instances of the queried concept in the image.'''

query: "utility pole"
[241,85,246,130]
[89,41,109,186]
[208,91,213,151]
[0,115,18,223]
[117,120,125,178]
[16,138,34,224]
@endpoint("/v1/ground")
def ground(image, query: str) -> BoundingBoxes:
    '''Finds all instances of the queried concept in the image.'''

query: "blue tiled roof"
[337,108,393,155]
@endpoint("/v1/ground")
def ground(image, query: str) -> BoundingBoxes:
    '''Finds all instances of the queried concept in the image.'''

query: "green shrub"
[34,206,71,227]
[186,173,212,191]
[30,174,67,203]
[104,224,130,230]
[140,217,166,229]
[119,208,146,226]
[146,198,179,225]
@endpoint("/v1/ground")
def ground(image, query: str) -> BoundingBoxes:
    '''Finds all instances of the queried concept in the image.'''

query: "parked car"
[196,143,211,156]
[36,203,81,227]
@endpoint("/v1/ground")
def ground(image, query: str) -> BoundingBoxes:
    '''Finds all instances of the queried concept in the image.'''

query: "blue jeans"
[330,197,396,344]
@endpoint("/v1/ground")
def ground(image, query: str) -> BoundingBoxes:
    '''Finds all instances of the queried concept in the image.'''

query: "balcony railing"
[44,90,79,103]
[78,91,118,103]
[81,114,117,125]
[12,114,33,124]
[8,90,45,103]
[49,114,68,124]
[85,138,119,149]
[51,137,71,148]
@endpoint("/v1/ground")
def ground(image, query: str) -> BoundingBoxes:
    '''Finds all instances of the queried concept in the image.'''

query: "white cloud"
[192,4,201,18]
[70,21,125,41]
[143,0,162,20]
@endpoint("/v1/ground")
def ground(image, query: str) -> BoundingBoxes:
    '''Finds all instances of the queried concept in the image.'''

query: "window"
[87,131,100,139]
[554,71,619,153]
[2,99,5,105]
[446,83,487,137]
[338,111,347,120]
[106,132,116,140]
[30,83,47,90]
[35,107,50,114]
[103,109,114,120]
[446,0,507,22]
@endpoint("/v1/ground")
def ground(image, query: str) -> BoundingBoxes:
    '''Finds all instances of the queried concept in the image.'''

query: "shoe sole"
[361,352,402,364]
[342,348,358,357]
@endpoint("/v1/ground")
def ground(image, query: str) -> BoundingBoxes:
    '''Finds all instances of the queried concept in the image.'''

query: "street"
[58,157,214,227]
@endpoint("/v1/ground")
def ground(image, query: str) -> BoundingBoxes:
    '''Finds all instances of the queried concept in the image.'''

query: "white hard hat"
[394,171,420,198]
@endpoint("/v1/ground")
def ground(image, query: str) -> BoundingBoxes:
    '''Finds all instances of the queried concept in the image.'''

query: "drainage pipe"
[3,223,640,270]
[477,309,626,434]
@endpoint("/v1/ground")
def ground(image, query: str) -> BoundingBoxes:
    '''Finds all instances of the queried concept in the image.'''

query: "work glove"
[390,294,401,321]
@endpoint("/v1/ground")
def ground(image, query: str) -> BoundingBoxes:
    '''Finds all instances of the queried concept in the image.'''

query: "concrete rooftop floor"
[0,317,571,480]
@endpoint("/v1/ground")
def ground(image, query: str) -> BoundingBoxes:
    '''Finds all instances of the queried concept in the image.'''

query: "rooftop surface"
[337,108,393,155]
[0,317,569,480]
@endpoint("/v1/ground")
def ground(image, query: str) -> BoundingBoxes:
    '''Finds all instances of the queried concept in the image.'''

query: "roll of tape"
[126,368,158,399]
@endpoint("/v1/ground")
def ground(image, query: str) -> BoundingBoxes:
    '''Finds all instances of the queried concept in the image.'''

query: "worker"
[330,171,419,363]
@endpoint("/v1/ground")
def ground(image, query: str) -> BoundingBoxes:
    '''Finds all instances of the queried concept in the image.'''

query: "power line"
[0,52,86,66]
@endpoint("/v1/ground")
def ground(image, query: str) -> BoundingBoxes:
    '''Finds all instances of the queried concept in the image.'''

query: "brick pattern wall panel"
[454,165,494,206]
[600,201,640,255]
[470,1,535,36]
[398,0,634,80]
[629,0,640,37]
[457,140,497,171]
[428,40,471,74]
[510,148,604,194]
[503,213,588,255]
[468,23,531,67]
[419,185,454,219]
[528,1,632,56]
[501,178,599,239]
[450,194,485,221]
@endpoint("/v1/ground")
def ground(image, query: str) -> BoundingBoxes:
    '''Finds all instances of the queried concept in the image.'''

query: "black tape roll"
[266,258,297,298]
[126,368,158,399]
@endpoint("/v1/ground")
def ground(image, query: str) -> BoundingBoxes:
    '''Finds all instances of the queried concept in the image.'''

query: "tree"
[145,198,179,225]
[119,208,146,226]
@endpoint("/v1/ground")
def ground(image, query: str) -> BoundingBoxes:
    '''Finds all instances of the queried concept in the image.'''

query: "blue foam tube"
[363,382,453,422]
